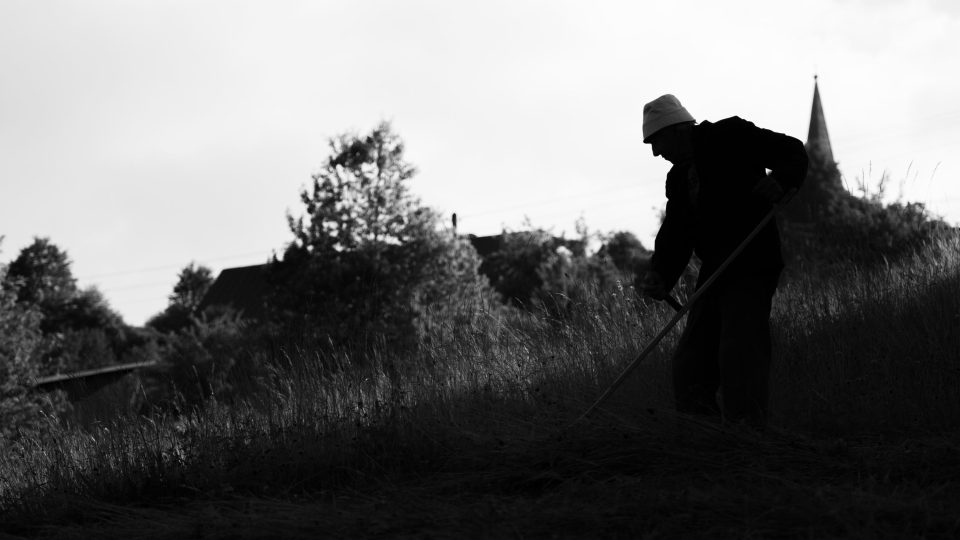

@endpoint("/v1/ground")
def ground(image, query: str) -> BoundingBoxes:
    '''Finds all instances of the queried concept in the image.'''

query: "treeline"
[779,152,952,273]
[0,121,953,437]
[0,237,162,436]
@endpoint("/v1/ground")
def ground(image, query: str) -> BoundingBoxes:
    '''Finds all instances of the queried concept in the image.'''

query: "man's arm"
[646,166,694,293]
[748,120,809,197]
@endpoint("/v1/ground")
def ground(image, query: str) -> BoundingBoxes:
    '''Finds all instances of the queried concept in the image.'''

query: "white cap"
[642,94,695,143]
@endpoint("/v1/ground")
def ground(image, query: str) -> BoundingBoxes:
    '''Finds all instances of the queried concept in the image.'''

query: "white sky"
[2,0,958,326]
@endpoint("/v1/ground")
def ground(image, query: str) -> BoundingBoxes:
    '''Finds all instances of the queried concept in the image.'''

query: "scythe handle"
[571,189,797,426]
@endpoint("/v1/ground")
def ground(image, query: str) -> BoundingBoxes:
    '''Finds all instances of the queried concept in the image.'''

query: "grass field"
[1,234,958,539]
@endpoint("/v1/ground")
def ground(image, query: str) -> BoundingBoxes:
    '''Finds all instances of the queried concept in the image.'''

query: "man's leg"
[672,288,722,417]
[716,271,780,428]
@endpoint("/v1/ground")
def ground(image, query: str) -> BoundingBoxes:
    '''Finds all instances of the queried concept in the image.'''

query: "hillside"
[1,234,959,538]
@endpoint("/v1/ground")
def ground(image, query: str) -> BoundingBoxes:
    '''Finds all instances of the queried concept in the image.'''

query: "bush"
[0,267,65,442]
[140,310,260,413]
[477,227,588,308]
[780,161,951,273]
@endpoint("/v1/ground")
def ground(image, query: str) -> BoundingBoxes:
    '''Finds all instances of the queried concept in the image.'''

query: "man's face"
[648,124,692,165]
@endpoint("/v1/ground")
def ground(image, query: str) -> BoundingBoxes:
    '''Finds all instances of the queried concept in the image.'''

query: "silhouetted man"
[638,94,808,429]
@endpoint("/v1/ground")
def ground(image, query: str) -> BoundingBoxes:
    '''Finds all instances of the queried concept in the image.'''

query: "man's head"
[643,94,695,164]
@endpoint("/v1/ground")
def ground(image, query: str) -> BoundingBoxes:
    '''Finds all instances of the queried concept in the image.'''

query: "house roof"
[468,232,586,258]
[196,234,583,318]
[196,263,270,319]
[467,234,504,258]
[32,360,156,401]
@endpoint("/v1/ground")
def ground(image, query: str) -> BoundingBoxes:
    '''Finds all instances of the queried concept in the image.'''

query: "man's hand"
[637,271,668,301]
[753,176,785,204]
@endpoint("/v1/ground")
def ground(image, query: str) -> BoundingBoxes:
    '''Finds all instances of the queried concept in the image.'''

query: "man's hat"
[642,94,695,143]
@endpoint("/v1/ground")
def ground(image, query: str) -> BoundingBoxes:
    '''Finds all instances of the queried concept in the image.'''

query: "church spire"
[781,75,845,225]
[806,75,835,165]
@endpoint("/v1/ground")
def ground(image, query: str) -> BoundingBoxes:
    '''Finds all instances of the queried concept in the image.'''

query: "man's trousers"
[672,269,781,428]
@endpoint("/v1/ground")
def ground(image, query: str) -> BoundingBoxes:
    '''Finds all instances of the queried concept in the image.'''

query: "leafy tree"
[534,243,616,320]
[41,287,130,375]
[2,238,132,375]
[477,229,554,307]
[147,263,214,334]
[779,156,950,271]
[3,237,77,311]
[288,122,420,252]
[141,310,254,412]
[0,255,65,441]
[272,121,496,350]
[596,231,650,276]
[476,227,586,308]
[142,267,262,412]
[45,286,125,333]
[527,220,631,321]
[170,263,214,311]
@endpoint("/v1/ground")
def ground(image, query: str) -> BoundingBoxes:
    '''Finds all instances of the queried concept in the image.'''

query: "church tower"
[783,76,845,223]
[806,75,836,167]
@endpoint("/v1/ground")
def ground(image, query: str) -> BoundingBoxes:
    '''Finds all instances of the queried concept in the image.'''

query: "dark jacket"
[650,117,808,288]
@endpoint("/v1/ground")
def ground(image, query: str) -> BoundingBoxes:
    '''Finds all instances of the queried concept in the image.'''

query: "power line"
[77,249,275,281]
[110,296,171,306]
[458,182,649,219]
[99,280,173,294]
[454,114,960,224]
[95,193,654,298]
[834,111,960,154]
[832,107,960,144]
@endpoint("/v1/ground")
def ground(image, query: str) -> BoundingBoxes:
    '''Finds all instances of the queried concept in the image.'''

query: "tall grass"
[1,232,958,532]
[771,233,960,434]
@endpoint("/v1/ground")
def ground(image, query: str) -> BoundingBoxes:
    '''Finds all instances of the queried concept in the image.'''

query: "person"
[637,94,808,429]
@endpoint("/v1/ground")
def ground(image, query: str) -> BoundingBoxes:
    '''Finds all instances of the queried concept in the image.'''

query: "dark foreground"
[5,421,960,540]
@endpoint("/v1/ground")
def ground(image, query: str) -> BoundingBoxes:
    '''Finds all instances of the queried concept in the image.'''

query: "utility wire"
[455,113,960,223]
[458,182,648,219]
[78,249,275,281]
[100,280,175,294]
[77,123,960,295]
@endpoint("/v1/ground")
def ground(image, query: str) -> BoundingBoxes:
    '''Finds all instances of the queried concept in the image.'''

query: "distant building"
[782,75,846,224]
[197,233,585,316]
[805,75,836,167]
[195,263,271,320]
[467,232,585,259]
[32,360,156,401]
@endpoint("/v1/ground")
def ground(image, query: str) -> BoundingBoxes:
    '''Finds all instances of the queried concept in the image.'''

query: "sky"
[2,0,958,326]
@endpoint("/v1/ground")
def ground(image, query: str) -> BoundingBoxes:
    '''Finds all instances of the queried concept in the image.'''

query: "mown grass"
[1,233,959,538]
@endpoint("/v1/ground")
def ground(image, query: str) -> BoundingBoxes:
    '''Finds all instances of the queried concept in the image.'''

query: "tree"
[477,229,557,307]
[596,231,650,276]
[141,309,252,412]
[272,121,496,350]
[147,263,214,334]
[288,121,420,252]
[0,255,65,441]
[2,238,132,375]
[41,287,130,374]
[46,286,125,333]
[3,237,77,311]
[779,158,951,271]
[475,227,588,308]
[170,263,214,312]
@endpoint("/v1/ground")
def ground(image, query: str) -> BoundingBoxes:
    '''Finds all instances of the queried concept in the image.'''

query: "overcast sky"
[2,0,958,326]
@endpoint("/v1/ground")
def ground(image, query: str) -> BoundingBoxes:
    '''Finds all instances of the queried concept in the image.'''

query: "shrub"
[140,310,260,413]
[780,160,951,273]
[0,266,65,442]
